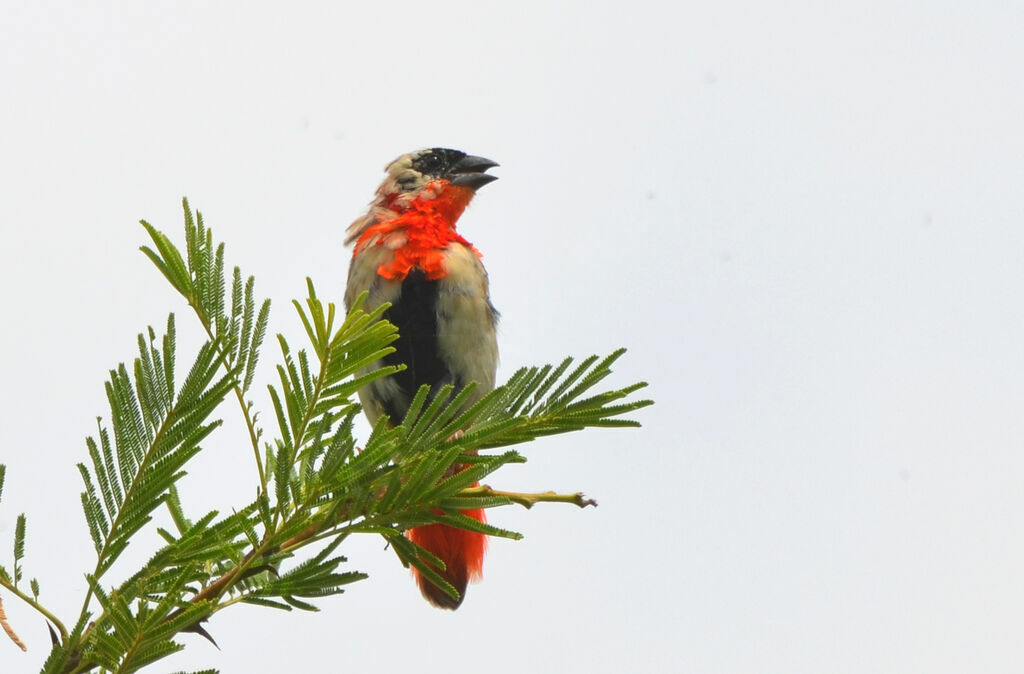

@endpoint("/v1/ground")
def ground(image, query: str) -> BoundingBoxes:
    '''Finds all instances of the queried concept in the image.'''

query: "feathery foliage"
[0,198,652,672]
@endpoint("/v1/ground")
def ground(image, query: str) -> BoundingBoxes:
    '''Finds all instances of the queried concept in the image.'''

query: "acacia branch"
[0,578,69,647]
[461,485,598,509]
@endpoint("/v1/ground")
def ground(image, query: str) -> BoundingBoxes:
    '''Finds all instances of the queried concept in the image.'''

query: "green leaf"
[140,219,194,300]
[13,513,26,585]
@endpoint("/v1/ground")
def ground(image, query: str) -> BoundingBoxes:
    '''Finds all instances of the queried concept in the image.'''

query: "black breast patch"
[380,269,454,423]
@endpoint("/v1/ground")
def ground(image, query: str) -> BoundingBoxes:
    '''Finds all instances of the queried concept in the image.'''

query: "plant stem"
[460,485,598,509]
[0,579,68,642]
[200,320,267,493]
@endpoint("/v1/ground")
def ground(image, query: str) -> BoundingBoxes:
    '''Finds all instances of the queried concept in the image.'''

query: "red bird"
[344,148,500,609]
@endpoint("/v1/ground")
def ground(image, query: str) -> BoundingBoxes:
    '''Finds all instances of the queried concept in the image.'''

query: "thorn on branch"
[241,564,279,581]
[183,620,220,649]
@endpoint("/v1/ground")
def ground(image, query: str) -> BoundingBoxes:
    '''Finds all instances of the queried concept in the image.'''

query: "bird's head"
[346,148,498,245]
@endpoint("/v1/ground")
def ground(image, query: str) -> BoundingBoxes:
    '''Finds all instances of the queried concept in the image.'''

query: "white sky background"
[1,2,1023,672]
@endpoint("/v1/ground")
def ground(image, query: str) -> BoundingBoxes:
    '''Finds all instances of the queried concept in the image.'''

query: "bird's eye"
[419,154,443,174]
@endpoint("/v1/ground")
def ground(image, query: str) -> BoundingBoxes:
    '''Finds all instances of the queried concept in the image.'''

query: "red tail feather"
[407,506,487,610]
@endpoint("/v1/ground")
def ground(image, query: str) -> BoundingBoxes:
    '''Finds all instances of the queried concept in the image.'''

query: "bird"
[344,148,500,609]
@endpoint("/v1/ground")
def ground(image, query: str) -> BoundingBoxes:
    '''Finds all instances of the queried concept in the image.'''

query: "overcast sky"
[2,2,1023,672]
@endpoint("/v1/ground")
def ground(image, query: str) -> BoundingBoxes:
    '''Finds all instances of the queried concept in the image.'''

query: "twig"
[462,485,598,509]
[0,579,67,643]
[199,321,267,493]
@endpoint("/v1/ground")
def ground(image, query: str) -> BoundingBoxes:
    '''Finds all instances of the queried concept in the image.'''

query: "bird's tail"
[407,498,487,610]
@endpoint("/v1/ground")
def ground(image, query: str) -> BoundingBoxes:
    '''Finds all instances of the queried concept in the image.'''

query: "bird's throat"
[355,183,482,281]
[388,181,477,224]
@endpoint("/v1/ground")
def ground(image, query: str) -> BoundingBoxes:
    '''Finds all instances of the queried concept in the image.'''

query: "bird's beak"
[448,155,499,190]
